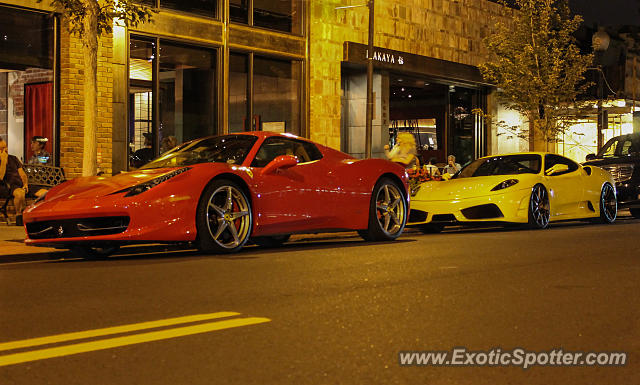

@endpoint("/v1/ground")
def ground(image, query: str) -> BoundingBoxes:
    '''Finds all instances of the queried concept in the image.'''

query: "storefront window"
[129,37,154,167]
[449,86,478,165]
[159,42,217,144]
[253,56,301,135]
[161,0,217,18]
[128,37,217,168]
[389,76,448,163]
[229,53,248,133]
[230,0,249,24]
[254,0,302,34]
[0,6,56,165]
[229,0,302,34]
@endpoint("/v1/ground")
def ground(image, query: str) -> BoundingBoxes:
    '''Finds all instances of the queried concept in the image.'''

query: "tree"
[42,0,154,176]
[479,0,593,151]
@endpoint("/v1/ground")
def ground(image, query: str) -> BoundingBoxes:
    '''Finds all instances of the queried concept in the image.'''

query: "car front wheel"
[528,184,550,229]
[597,183,617,224]
[196,180,253,254]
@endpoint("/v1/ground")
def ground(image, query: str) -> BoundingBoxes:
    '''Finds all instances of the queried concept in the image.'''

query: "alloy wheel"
[375,183,406,237]
[601,183,617,223]
[205,185,251,249]
[530,184,550,228]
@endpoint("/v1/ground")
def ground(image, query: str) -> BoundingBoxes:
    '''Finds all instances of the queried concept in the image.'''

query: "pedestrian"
[384,132,418,168]
[28,136,51,165]
[444,154,461,175]
[0,138,28,225]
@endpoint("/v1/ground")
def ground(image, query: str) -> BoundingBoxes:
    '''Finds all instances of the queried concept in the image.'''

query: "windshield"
[597,135,640,158]
[140,135,258,169]
[598,137,619,158]
[455,154,542,178]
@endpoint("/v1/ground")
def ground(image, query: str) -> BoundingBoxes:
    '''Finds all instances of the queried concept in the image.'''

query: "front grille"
[27,216,130,239]
[408,209,428,223]
[431,214,457,223]
[461,204,504,220]
[600,164,634,183]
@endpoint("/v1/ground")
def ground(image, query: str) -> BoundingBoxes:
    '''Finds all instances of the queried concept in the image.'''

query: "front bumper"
[407,188,532,226]
[22,191,198,246]
[615,182,640,208]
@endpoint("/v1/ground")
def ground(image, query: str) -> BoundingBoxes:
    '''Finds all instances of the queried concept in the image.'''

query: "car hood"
[45,167,187,202]
[413,174,536,201]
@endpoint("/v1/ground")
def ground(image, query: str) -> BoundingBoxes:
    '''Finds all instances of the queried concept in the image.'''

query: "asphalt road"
[1,215,639,384]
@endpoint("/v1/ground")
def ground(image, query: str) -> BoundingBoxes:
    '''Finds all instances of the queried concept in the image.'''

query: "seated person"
[131,132,155,168]
[0,138,28,225]
[424,157,441,177]
[28,136,51,165]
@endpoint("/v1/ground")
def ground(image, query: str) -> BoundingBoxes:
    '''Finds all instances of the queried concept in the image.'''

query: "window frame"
[250,136,322,168]
[544,154,579,177]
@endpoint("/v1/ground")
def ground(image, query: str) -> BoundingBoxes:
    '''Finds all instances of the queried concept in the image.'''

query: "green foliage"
[479,0,593,142]
[42,0,154,37]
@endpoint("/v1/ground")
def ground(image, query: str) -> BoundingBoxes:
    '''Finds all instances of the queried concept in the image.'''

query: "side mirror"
[545,163,569,176]
[585,153,597,161]
[261,155,298,175]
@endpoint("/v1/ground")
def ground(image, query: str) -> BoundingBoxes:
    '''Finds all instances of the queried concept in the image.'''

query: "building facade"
[0,0,511,178]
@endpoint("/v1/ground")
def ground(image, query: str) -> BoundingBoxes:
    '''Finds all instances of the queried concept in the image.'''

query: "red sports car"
[23,132,409,258]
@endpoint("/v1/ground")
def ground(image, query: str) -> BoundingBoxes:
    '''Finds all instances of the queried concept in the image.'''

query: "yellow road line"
[0,312,240,352]
[0,317,271,367]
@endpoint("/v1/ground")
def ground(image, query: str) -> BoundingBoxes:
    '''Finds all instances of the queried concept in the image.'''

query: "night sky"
[569,0,640,27]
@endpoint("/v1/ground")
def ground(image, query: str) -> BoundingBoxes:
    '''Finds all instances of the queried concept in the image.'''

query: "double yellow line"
[0,312,270,367]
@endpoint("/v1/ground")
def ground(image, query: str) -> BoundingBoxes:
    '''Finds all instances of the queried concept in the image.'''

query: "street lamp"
[592,27,610,150]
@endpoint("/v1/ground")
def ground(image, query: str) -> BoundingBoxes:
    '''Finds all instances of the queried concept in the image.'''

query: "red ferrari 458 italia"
[23,132,409,258]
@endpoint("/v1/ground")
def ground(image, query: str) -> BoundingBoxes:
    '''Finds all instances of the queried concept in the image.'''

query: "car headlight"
[491,179,519,191]
[118,167,191,197]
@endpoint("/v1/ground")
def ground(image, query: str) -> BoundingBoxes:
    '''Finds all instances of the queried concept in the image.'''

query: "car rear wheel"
[251,235,291,248]
[629,208,640,219]
[196,180,252,254]
[597,183,617,224]
[359,178,407,241]
[528,184,550,229]
[71,245,120,260]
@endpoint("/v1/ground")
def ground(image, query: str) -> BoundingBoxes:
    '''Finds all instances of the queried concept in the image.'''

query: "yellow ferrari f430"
[408,153,617,232]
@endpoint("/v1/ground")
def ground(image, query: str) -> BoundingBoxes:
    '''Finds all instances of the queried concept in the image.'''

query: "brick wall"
[59,27,113,178]
[309,0,512,149]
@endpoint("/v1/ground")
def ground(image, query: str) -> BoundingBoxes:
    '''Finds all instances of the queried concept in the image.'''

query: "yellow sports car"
[408,152,617,232]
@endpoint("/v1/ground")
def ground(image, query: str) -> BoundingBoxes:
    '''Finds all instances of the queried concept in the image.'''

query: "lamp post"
[592,27,610,150]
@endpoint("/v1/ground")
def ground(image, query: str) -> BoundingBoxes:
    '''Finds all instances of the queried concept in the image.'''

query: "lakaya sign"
[366,49,404,65]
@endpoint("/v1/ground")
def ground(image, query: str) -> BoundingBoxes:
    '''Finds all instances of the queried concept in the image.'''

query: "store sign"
[366,49,404,65]
[344,42,488,86]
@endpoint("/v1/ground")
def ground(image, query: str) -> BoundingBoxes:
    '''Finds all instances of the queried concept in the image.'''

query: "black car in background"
[584,133,640,218]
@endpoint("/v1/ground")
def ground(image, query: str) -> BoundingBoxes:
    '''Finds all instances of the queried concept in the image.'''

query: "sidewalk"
[0,224,68,262]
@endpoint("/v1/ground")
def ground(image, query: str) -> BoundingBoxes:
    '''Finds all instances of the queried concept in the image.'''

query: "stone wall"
[309,0,511,150]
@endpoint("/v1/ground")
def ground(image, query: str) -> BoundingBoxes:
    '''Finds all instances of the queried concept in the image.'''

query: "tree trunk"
[81,0,99,176]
